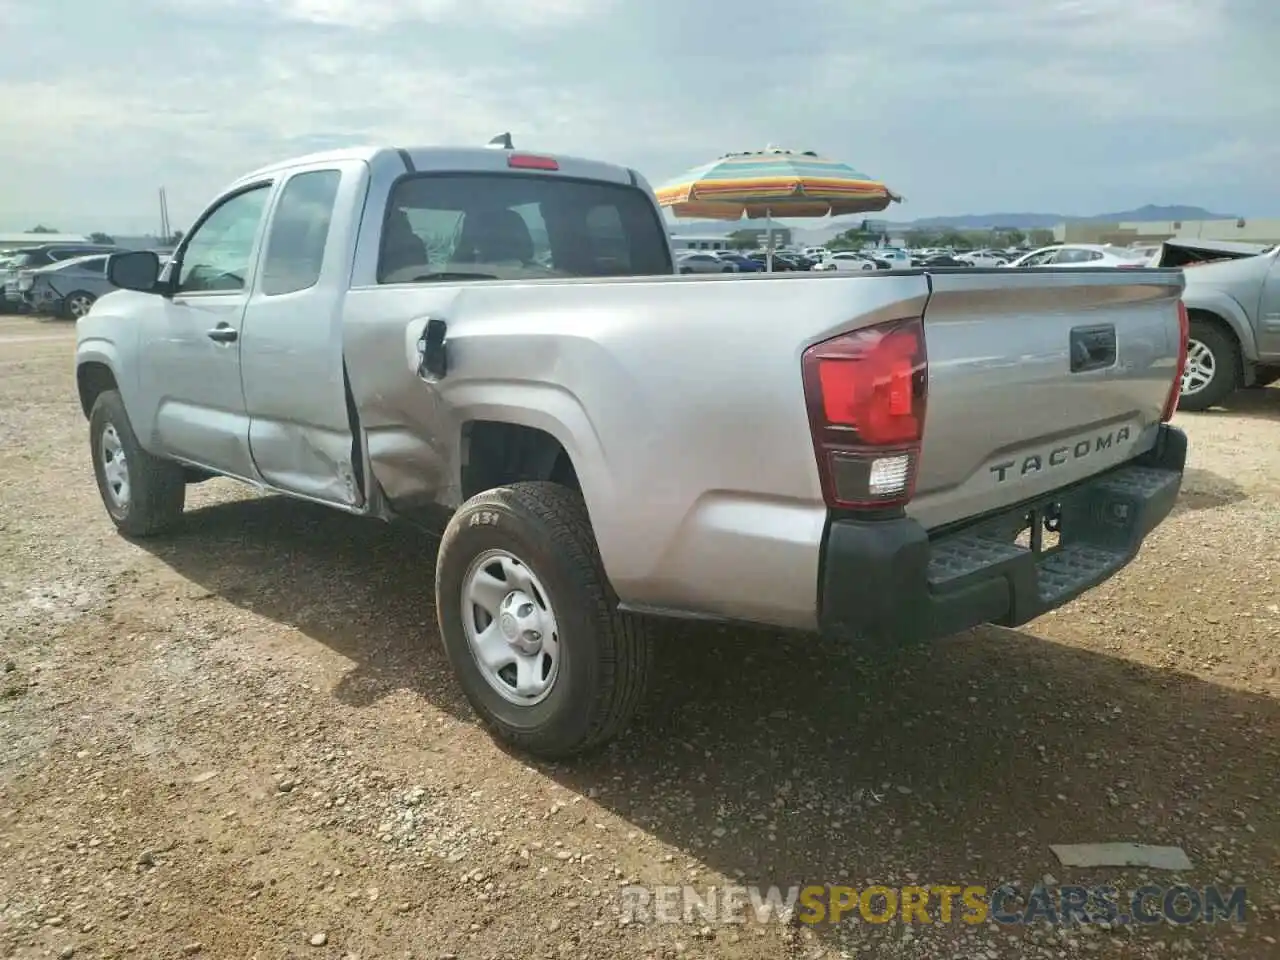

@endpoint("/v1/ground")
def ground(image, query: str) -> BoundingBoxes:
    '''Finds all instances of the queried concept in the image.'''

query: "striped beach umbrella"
[655,147,902,270]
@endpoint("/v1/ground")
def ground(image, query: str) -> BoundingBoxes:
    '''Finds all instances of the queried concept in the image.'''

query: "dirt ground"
[1,313,1278,960]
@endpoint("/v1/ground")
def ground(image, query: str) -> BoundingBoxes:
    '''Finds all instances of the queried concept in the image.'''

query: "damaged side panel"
[341,285,468,509]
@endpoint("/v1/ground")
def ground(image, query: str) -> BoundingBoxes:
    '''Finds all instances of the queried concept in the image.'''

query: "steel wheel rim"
[68,294,93,317]
[1182,338,1215,396]
[461,549,560,706]
[100,422,130,509]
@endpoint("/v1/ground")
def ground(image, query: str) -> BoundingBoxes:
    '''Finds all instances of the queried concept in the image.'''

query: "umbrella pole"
[766,208,773,273]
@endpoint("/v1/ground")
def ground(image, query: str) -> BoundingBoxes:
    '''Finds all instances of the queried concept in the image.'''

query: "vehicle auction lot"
[2,314,1278,959]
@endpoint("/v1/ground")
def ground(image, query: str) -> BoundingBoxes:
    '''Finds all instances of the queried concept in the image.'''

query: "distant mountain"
[903,205,1236,230]
[668,205,1237,236]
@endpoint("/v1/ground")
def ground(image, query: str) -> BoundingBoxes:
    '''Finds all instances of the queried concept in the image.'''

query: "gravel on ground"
[2,315,1278,959]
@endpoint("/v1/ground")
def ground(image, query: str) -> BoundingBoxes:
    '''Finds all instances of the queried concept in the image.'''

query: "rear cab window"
[377,172,672,283]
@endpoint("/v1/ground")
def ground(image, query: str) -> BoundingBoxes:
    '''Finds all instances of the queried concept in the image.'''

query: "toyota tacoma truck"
[75,141,1190,758]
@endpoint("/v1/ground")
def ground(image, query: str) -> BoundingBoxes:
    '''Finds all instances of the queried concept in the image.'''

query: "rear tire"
[435,481,654,759]
[61,290,97,320]
[1177,318,1239,412]
[89,390,186,537]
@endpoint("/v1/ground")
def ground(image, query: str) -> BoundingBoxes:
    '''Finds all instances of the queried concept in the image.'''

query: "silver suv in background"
[2,243,121,312]
[1153,239,1280,409]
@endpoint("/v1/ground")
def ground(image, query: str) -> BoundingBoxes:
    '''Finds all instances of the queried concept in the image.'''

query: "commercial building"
[1054,218,1280,246]
[0,232,88,249]
[669,228,794,252]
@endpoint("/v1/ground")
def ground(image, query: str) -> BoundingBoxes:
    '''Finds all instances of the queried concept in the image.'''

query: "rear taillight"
[801,317,928,509]
[1162,300,1189,421]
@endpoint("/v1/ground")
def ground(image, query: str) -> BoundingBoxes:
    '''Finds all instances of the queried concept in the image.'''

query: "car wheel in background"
[62,291,97,320]
[1177,317,1240,412]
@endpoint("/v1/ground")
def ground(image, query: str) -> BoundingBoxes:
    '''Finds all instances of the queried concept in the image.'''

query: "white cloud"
[0,0,1276,233]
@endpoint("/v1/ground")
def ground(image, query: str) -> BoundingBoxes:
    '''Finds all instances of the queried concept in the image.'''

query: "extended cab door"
[140,183,273,477]
[238,161,366,507]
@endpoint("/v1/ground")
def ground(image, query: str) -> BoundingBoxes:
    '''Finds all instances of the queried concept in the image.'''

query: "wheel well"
[76,362,117,418]
[1187,309,1244,371]
[461,421,580,500]
[1187,309,1241,348]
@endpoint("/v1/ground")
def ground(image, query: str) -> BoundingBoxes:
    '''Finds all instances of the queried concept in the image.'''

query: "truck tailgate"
[910,268,1185,531]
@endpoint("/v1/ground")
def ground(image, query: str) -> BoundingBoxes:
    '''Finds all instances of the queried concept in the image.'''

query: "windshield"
[378,173,672,283]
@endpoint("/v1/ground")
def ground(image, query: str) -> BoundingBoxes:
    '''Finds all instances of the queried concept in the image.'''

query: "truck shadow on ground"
[1173,467,1247,513]
[141,494,1280,950]
[1187,385,1280,424]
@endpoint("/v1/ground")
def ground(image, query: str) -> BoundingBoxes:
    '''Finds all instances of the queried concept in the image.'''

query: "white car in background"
[811,251,877,272]
[1005,244,1147,269]
[957,249,1010,268]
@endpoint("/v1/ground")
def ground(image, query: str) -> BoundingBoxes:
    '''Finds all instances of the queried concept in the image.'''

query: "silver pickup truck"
[75,142,1189,758]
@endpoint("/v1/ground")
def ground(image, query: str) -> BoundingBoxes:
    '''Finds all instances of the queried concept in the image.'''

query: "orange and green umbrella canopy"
[655,147,902,220]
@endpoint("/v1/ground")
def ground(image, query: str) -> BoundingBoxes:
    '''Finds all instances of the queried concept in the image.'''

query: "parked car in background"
[1005,244,1147,269]
[20,254,115,318]
[676,251,736,274]
[920,254,972,268]
[746,251,806,271]
[811,252,876,272]
[866,247,913,270]
[2,242,121,311]
[957,249,1009,267]
[1149,239,1280,410]
[714,252,765,273]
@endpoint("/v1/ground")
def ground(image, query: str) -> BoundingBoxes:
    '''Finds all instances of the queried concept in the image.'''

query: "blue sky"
[1,0,1276,234]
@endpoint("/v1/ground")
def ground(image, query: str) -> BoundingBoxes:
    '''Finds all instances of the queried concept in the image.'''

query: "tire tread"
[436,481,653,758]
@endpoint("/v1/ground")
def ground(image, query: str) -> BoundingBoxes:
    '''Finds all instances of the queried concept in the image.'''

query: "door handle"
[207,323,238,343]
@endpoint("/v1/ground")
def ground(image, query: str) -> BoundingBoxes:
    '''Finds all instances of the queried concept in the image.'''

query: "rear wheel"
[62,290,97,319]
[1178,318,1239,411]
[89,390,186,536]
[435,481,654,759]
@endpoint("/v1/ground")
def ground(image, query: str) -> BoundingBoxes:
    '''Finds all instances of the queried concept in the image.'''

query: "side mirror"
[107,250,162,293]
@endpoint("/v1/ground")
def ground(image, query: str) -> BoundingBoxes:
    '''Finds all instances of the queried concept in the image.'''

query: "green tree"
[26,225,58,234]
[903,228,939,249]
[1028,228,1055,247]
[727,230,757,250]
[830,226,875,250]
[88,232,115,244]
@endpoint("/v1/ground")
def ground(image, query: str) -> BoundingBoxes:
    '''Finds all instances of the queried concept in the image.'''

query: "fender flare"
[1180,289,1258,362]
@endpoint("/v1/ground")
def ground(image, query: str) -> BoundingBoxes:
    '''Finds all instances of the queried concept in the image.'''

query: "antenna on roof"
[487,132,514,150]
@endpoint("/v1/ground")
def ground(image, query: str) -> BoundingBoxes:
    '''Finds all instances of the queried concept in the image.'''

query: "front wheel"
[1178,318,1239,411]
[435,482,654,759]
[89,390,186,536]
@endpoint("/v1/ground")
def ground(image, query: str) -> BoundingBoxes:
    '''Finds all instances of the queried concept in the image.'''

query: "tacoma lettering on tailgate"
[989,426,1131,483]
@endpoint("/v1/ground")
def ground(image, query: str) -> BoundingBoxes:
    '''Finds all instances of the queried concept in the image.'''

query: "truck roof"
[232,144,644,191]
